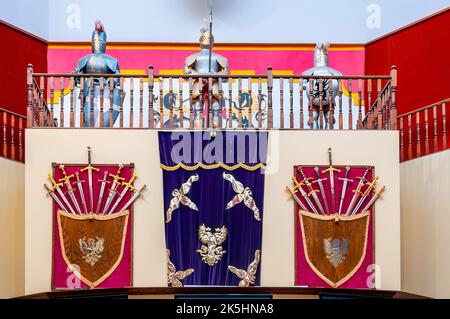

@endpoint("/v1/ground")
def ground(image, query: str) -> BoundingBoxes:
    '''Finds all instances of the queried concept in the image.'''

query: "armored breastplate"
[193,50,221,74]
[304,66,341,106]
[84,54,111,74]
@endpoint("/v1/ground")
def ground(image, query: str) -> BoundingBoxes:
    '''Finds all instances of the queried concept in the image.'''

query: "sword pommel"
[137,185,147,194]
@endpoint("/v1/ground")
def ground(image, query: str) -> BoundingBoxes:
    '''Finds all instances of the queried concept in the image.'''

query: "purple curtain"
[159,131,267,286]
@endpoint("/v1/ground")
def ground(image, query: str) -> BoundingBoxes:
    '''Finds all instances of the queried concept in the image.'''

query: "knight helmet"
[91,20,107,54]
[199,28,214,49]
[314,42,330,67]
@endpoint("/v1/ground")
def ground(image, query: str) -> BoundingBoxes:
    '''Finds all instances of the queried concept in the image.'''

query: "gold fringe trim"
[160,162,266,172]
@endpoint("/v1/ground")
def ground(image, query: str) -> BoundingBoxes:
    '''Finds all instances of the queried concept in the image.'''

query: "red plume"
[94,20,104,32]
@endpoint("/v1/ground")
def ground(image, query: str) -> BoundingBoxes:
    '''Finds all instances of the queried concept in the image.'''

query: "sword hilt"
[136,184,147,195]
[80,164,99,173]
[58,164,74,185]
[373,185,386,197]
[48,173,63,191]
[286,186,298,197]
[363,176,379,196]
[87,146,92,164]
[339,177,354,182]
[122,172,137,191]
[73,172,85,184]
[44,184,52,195]
[312,177,327,184]
[98,171,110,184]
[322,166,341,174]
[291,176,305,191]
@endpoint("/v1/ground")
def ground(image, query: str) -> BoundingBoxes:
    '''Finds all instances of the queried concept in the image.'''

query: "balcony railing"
[27,64,397,130]
[398,98,449,162]
[0,107,25,163]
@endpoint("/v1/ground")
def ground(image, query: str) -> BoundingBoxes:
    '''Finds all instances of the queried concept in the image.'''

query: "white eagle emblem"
[79,236,104,267]
[166,174,199,223]
[223,172,261,221]
[166,249,194,287]
[228,250,261,287]
[323,237,348,268]
[196,224,228,266]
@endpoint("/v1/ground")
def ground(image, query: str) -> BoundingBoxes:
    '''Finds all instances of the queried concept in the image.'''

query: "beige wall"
[0,157,25,298]
[25,129,401,295]
[401,150,450,298]
[262,131,401,290]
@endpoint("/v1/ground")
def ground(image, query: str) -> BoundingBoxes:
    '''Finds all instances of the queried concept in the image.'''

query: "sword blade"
[361,195,378,213]
[311,192,325,214]
[338,182,348,215]
[68,190,82,215]
[330,171,336,213]
[50,192,68,212]
[96,181,107,214]
[77,182,88,214]
[102,190,116,214]
[121,192,139,212]
[317,183,329,213]
[56,187,75,214]
[351,194,368,216]
[314,167,330,213]
[108,187,128,215]
[345,181,364,216]
[88,171,94,212]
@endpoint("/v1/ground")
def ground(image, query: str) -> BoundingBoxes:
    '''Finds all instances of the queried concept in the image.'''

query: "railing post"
[148,66,155,129]
[27,64,34,128]
[390,65,397,130]
[267,67,273,129]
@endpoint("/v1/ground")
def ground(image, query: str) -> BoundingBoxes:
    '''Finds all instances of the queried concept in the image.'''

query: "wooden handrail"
[0,107,27,120]
[33,72,392,80]
[398,98,450,118]
[27,64,395,131]
[0,107,26,163]
[398,98,449,162]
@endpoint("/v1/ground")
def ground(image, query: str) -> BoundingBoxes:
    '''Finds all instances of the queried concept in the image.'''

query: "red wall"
[365,9,450,115]
[0,21,47,116]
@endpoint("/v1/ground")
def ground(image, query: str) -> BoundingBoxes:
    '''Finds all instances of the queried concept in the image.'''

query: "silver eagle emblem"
[196,224,228,266]
[166,174,199,223]
[79,236,104,267]
[166,249,194,287]
[323,237,348,268]
[223,172,261,221]
[228,249,261,287]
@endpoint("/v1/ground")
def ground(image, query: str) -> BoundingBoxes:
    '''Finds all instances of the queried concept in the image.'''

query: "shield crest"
[57,210,129,288]
[299,210,370,288]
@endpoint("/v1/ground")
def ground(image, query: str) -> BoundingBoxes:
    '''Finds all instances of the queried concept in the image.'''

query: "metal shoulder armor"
[104,55,119,73]
[76,56,90,73]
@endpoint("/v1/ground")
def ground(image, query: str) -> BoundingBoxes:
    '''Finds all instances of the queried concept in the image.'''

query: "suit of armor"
[302,42,342,129]
[74,21,120,127]
[184,29,229,128]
